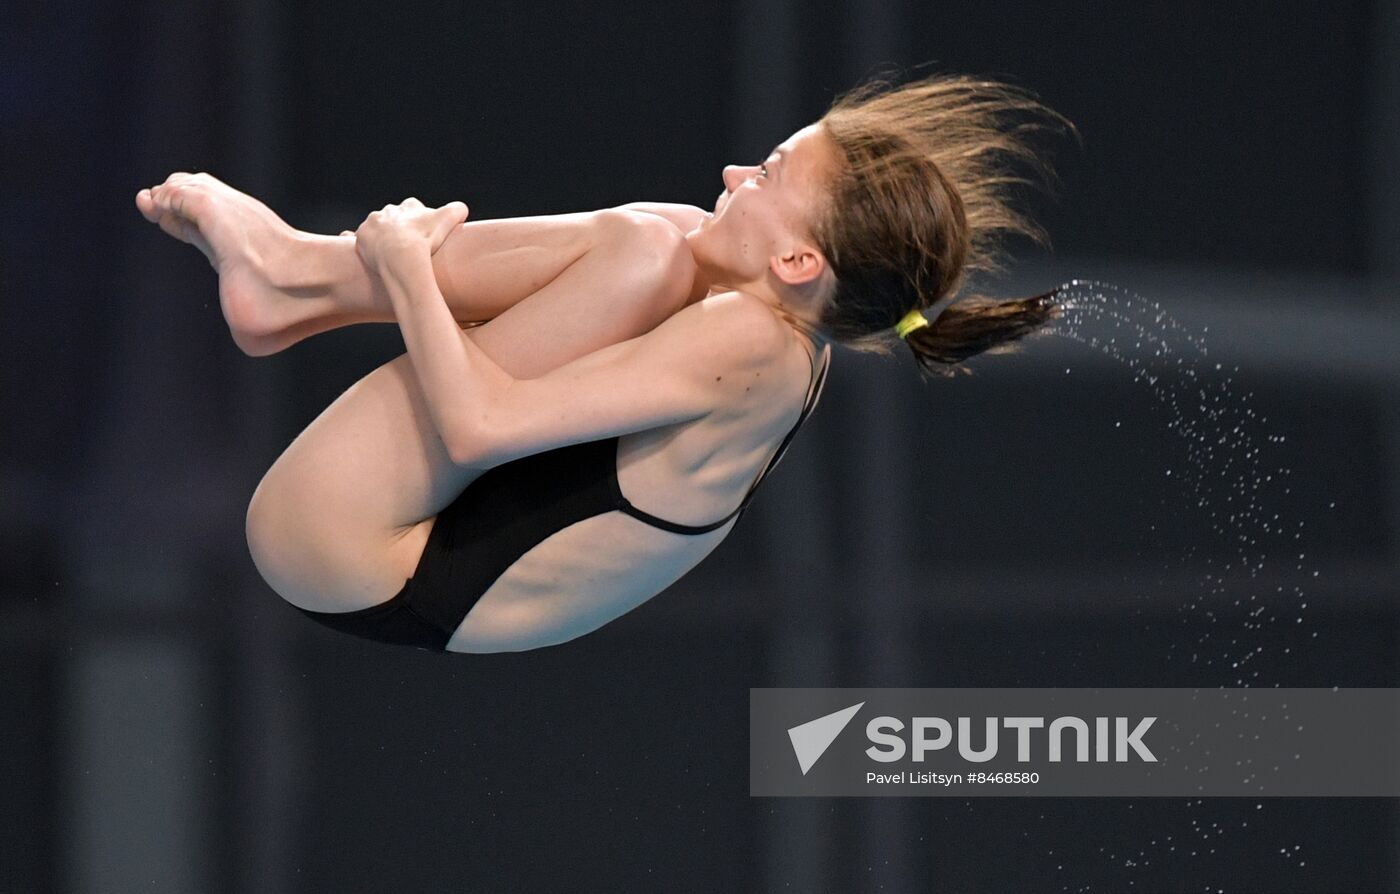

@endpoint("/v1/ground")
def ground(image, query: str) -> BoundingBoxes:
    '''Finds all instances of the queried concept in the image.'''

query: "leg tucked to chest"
[239,208,695,619]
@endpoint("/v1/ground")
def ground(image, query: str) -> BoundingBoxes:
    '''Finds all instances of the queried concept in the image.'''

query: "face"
[688,122,840,291]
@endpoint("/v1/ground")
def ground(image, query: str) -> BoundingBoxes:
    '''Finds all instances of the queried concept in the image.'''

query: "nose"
[721,163,756,192]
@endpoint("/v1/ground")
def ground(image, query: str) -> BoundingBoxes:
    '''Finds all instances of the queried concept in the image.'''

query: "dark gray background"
[3,0,1398,891]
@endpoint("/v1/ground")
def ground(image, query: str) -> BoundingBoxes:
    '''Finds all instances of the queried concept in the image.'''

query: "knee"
[596,209,696,310]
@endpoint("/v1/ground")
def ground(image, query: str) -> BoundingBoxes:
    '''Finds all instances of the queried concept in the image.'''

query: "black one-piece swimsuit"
[294,339,831,651]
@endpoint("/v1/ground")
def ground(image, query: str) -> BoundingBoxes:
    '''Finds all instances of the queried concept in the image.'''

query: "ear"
[769,243,828,287]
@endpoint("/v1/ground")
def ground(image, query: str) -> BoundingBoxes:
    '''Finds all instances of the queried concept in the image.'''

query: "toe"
[150,183,173,212]
[156,211,192,243]
[135,188,160,222]
[173,184,208,219]
[151,182,206,220]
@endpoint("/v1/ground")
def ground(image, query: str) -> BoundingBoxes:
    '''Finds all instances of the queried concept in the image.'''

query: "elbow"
[440,372,518,468]
[441,414,495,468]
[444,438,482,469]
[439,370,518,468]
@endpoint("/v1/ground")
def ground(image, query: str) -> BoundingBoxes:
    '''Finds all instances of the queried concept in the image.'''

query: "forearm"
[378,247,513,463]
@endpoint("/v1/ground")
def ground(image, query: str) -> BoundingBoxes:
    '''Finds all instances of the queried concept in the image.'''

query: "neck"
[685,252,827,334]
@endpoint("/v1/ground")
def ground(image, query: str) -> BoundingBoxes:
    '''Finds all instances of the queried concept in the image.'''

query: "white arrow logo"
[787,702,866,775]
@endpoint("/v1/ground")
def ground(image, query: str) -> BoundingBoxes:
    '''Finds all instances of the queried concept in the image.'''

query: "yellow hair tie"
[895,308,930,339]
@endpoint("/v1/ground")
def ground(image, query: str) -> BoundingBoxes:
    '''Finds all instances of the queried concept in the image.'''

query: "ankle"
[272,232,361,293]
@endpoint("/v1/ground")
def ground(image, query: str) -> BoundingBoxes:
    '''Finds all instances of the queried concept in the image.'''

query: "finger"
[434,201,469,230]
[402,196,423,208]
[428,202,470,252]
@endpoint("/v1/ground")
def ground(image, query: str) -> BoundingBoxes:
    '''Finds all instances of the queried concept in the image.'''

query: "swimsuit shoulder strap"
[730,332,830,513]
[627,331,829,535]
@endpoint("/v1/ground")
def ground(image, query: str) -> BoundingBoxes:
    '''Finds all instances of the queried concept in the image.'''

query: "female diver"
[133,73,1074,653]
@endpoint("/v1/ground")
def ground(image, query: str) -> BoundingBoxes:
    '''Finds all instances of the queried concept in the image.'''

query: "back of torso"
[445,320,830,652]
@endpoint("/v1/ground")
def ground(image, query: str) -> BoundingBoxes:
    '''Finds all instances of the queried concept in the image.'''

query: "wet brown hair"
[810,70,1080,377]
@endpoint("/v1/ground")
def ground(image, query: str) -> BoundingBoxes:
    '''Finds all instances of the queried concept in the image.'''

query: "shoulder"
[675,290,792,373]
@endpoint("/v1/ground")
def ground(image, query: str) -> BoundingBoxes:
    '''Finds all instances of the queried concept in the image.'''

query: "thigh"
[246,352,467,610]
[430,206,688,321]
[430,210,597,320]
[247,227,694,612]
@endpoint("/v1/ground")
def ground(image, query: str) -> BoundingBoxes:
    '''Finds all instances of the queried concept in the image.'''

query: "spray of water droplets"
[1043,278,1318,684]
[1033,279,1325,892]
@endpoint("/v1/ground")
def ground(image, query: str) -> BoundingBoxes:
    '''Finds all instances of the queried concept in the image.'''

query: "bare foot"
[136,173,307,356]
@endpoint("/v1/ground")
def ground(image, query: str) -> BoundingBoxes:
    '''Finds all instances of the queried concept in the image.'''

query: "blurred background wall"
[2,0,1397,891]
